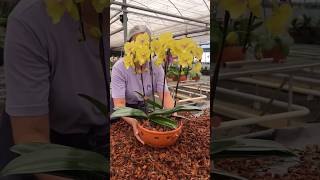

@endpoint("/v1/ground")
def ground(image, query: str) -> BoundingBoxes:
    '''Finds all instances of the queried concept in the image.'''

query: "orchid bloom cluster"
[45,0,110,24]
[219,0,293,35]
[123,32,203,74]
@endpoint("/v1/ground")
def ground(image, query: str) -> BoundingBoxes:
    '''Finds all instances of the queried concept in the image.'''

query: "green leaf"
[78,94,107,118]
[111,107,147,119]
[44,0,66,24]
[150,105,202,117]
[211,140,238,154]
[1,144,108,176]
[134,91,162,109]
[213,138,296,159]
[213,169,249,180]
[11,143,70,155]
[149,116,177,129]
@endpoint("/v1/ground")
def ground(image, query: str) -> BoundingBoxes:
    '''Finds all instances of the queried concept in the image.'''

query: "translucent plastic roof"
[110,0,210,50]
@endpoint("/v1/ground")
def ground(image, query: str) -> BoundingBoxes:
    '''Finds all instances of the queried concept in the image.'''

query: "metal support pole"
[122,0,128,43]
[112,1,208,25]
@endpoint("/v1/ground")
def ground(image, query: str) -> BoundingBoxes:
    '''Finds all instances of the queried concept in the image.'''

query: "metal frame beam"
[110,7,208,28]
[111,1,209,25]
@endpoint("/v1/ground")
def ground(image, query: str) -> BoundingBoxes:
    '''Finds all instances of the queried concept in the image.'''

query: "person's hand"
[130,119,145,145]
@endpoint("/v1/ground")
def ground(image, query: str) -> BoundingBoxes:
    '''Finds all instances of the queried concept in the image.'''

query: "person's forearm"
[10,115,50,144]
[159,91,175,109]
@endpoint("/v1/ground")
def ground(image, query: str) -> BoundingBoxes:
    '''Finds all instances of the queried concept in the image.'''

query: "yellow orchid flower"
[265,3,293,35]
[124,54,134,69]
[135,33,150,47]
[135,46,151,65]
[124,41,136,55]
[192,62,202,73]
[178,53,193,68]
[193,47,204,60]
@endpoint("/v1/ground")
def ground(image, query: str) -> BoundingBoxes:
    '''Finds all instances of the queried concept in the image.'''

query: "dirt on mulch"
[110,111,210,179]
[215,145,320,180]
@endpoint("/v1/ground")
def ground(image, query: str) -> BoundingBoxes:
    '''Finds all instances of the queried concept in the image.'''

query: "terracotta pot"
[137,122,183,148]
[173,75,187,81]
[215,46,246,62]
[262,47,286,63]
[192,76,200,81]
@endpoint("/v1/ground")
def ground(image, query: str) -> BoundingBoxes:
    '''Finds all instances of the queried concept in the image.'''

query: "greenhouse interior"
[0,0,320,179]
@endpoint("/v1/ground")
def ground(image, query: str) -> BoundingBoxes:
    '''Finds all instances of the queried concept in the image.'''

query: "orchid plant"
[111,32,204,129]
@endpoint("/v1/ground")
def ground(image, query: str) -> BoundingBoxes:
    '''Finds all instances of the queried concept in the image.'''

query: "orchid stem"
[243,12,255,52]
[174,65,182,107]
[210,11,230,119]
[162,50,170,109]
[77,3,86,41]
[140,66,147,113]
[149,56,155,111]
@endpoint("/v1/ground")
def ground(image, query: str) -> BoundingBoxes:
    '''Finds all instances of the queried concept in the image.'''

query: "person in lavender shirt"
[111,25,175,144]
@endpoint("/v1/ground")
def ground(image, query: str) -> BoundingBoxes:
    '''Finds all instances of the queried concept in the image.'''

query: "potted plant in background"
[254,33,294,63]
[172,66,188,81]
[111,32,204,148]
[189,71,201,81]
[289,14,319,44]
[201,66,210,76]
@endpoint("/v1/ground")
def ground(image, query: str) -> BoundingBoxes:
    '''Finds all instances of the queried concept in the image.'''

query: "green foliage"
[189,71,201,79]
[212,138,296,159]
[0,143,108,179]
[212,138,297,179]
[212,18,263,49]
[253,32,294,57]
[111,92,201,129]
[167,65,189,78]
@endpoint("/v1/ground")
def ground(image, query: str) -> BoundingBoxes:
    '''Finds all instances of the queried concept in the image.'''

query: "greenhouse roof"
[110,0,210,50]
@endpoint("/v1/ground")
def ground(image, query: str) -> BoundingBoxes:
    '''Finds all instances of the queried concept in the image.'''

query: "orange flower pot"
[215,46,246,62]
[262,47,286,63]
[192,76,200,81]
[173,75,187,81]
[137,122,183,148]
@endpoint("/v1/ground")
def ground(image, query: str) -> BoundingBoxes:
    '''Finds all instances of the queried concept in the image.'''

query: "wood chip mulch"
[215,145,320,180]
[110,111,210,180]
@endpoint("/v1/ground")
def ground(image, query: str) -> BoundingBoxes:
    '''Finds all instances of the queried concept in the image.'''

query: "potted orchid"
[253,2,293,62]
[111,32,204,148]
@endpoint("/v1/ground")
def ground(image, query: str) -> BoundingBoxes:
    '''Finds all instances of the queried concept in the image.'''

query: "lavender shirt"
[111,58,168,104]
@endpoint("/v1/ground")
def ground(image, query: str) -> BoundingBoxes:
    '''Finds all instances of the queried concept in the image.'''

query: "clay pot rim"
[138,121,183,135]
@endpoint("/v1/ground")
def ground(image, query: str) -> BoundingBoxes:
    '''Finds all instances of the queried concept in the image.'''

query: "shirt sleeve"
[4,17,50,116]
[155,65,169,93]
[111,61,126,99]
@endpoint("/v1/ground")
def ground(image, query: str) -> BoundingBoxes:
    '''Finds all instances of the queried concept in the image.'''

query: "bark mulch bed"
[111,111,210,179]
[215,145,320,180]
